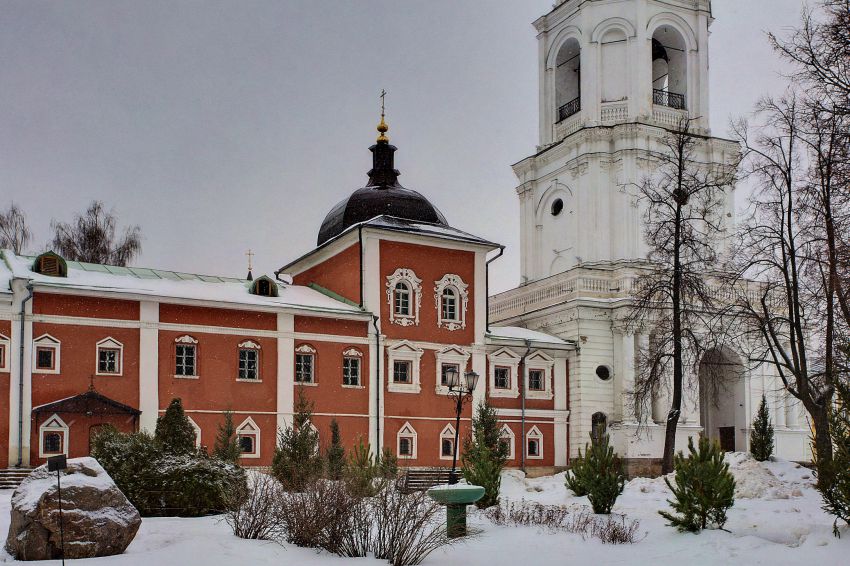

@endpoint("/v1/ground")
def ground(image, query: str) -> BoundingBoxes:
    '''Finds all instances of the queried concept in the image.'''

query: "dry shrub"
[484,499,641,544]
[224,472,284,540]
[278,479,360,554]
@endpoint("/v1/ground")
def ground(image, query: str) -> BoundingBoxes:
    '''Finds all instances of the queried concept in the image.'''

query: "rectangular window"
[36,347,55,371]
[238,434,256,455]
[43,431,63,454]
[295,354,314,383]
[0,343,5,369]
[175,344,197,376]
[343,357,360,386]
[393,360,411,384]
[399,436,413,456]
[394,285,410,316]
[528,369,544,391]
[238,349,259,380]
[440,363,460,386]
[527,438,540,457]
[494,366,510,389]
[98,348,120,374]
[441,437,454,457]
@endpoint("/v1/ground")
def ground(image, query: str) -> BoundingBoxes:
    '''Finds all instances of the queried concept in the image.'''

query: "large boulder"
[5,457,141,560]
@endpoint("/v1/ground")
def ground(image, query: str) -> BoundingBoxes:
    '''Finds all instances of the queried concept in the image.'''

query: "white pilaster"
[362,234,382,452]
[554,357,569,467]
[277,313,295,432]
[8,280,32,467]
[138,301,159,433]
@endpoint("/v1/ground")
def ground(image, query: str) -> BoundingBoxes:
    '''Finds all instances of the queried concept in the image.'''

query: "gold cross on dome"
[380,89,386,117]
[246,249,254,272]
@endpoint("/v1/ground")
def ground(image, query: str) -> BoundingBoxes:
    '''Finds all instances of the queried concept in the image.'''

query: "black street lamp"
[444,367,479,484]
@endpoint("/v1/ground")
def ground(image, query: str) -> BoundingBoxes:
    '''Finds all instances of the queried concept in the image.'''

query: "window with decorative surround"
[487,348,520,398]
[96,337,123,376]
[386,268,422,326]
[386,341,423,393]
[0,333,10,372]
[236,417,260,458]
[39,414,69,458]
[526,425,543,459]
[499,424,516,461]
[434,345,471,395]
[174,335,198,378]
[440,423,456,460]
[434,274,469,330]
[238,340,261,381]
[397,422,417,459]
[295,344,317,384]
[33,334,61,374]
[525,351,555,400]
[342,348,363,387]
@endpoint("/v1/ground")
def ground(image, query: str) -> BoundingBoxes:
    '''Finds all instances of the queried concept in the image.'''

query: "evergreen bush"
[462,401,509,508]
[345,436,380,497]
[155,398,197,454]
[818,378,850,536]
[659,436,736,532]
[377,446,398,478]
[750,395,774,462]
[272,391,323,491]
[326,419,346,480]
[579,434,626,514]
[565,447,591,497]
[212,410,241,463]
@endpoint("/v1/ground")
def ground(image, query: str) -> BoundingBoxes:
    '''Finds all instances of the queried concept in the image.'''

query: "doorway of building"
[699,347,746,452]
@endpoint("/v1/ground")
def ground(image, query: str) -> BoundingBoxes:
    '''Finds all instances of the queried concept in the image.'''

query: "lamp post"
[444,367,479,485]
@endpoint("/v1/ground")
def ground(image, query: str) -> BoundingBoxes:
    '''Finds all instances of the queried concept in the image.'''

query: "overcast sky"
[1,0,804,292]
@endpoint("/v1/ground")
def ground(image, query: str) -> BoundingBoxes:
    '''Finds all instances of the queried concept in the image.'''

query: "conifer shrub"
[462,402,509,508]
[818,379,850,536]
[326,419,346,480]
[659,436,736,532]
[750,394,774,462]
[272,391,323,490]
[212,410,241,463]
[155,398,197,454]
[565,448,591,497]
[345,436,381,497]
[579,434,626,514]
[378,446,399,478]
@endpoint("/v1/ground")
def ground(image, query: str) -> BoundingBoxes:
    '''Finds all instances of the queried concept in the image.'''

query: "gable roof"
[32,390,141,416]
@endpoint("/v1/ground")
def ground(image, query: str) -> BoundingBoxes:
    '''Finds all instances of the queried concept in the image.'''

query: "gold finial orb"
[377,89,389,142]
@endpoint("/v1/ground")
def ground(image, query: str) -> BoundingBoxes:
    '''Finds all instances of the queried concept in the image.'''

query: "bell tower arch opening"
[555,38,581,122]
[651,26,688,110]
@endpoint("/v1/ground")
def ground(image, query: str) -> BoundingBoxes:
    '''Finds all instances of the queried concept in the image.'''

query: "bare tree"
[0,203,32,254]
[50,201,142,266]
[626,117,736,474]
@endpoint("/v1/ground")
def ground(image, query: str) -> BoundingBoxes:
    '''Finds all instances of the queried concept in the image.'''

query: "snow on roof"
[1,250,365,316]
[487,325,573,346]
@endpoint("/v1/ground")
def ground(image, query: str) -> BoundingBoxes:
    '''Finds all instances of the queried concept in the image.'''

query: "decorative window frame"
[0,333,10,373]
[434,345,471,395]
[439,423,456,461]
[397,421,418,460]
[526,425,544,460]
[33,334,61,374]
[39,414,69,458]
[95,337,124,376]
[236,416,261,459]
[187,416,202,449]
[499,424,516,461]
[525,351,555,400]
[386,268,422,327]
[434,274,469,331]
[237,340,262,382]
[487,348,520,398]
[295,343,318,386]
[342,347,364,389]
[387,341,424,393]
[174,335,199,379]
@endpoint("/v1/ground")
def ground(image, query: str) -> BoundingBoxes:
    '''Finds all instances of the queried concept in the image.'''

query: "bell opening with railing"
[653,89,686,110]
[557,96,581,122]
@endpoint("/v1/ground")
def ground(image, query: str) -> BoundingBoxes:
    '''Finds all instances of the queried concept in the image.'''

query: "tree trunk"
[811,406,834,486]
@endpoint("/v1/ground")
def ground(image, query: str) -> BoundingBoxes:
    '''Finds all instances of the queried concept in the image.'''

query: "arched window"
[555,38,581,121]
[526,426,543,460]
[651,27,687,110]
[394,282,411,316]
[39,414,69,458]
[440,424,456,460]
[591,412,608,444]
[499,425,516,461]
[434,274,469,330]
[249,276,279,297]
[236,417,261,459]
[397,422,417,459]
[386,268,422,326]
[441,287,457,321]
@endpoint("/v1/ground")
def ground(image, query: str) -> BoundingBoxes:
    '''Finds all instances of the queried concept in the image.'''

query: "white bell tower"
[515,0,737,284]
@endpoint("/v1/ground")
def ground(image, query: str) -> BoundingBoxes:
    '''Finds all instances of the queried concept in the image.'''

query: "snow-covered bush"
[750,395,775,462]
[225,473,284,540]
[155,398,197,454]
[659,436,735,532]
[91,425,246,517]
[278,479,361,554]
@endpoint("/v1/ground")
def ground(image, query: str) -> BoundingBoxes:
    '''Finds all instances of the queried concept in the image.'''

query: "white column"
[554,357,569,467]
[277,313,295,433]
[621,332,636,423]
[138,301,159,433]
[362,234,382,452]
[8,280,32,467]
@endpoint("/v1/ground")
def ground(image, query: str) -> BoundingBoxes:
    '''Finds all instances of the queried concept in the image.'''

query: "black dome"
[317,138,448,245]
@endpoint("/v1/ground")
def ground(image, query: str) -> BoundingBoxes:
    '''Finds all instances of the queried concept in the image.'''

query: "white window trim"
[0,333,10,373]
[237,340,262,382]
[95,337,124,376]
[174,335,199,379]
[387,341,424,393]
[434,274,469,331]
[525,351,555,400]
[295,344,317,386]
[33,334,61,374]
[397,421,418,460]
[386,268,422,327]
[342,347,365,389]
[526,425,544,460]
[488,347,520,398]
[39,414,69,458]
[439,423,456,461]
[236,416,261,459]
[499,424,516,461]
[187,416,202,449]
[435,346,471,395]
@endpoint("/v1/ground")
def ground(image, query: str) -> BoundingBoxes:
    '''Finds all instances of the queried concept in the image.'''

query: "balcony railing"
[557,96,581,122]
[653,89,686,110]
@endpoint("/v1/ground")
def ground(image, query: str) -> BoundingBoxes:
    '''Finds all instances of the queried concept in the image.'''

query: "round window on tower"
[595,365,611,381]
[551,199,564,216]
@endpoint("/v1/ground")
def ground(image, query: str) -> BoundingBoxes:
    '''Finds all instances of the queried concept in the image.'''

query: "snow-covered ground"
[0,453,847,565]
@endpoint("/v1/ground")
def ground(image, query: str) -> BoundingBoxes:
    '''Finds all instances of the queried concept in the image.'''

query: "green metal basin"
[427,484,485,505]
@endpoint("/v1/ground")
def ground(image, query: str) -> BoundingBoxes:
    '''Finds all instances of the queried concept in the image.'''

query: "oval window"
[595,365,611,381]
[551,198,564,216]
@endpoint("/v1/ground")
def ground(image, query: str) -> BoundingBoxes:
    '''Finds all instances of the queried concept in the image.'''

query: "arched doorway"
[699,347,745,452]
